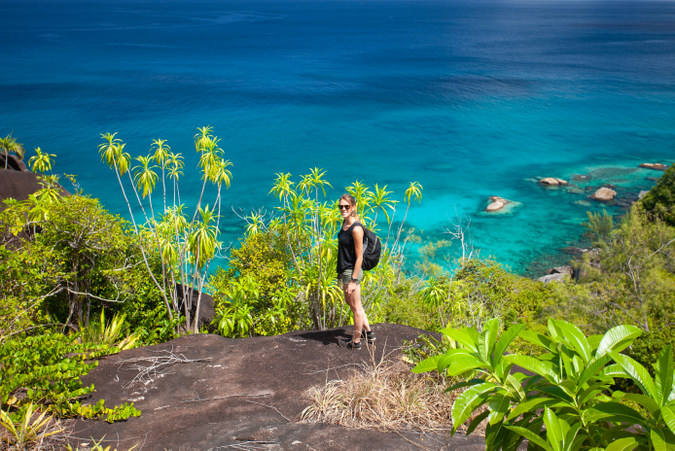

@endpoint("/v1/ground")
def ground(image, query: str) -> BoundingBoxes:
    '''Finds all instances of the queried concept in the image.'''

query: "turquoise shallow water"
[1,0,674,274]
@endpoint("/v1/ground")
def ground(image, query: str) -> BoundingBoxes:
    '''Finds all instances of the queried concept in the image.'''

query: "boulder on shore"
[539,177,568,186]
[590,187,617,201]
[639,162,668,171]
[546,265,574,277]
[538,272,571,283]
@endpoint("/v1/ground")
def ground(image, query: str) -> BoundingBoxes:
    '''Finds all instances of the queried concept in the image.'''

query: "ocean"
[1,0,674,275]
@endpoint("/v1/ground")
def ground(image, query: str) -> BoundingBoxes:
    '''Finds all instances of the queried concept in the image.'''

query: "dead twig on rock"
[209,440,281,450]
[117,347,211,392]
[244,400,291,422]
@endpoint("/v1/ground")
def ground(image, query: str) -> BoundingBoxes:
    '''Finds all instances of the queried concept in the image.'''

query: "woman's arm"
[351,225,365,278]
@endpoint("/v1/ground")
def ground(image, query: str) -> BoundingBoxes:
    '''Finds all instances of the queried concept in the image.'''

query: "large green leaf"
[543,408,564,451]
[595,325,642,358]
[451,382,498,432]
[586,402,649,429]
[493,323,526,365]
[578,355,612,387]
[505,425,552,451]
[478,318,499,364]
[661,406,675,436]
[602,363,627,378]
[466,410,489,435]
[412,355,441,373]
[507,397,555,421]
[487,393,511,426]
[519,329,555,352]
[551,320,591,363]
[507,355,560,384]
[437,348,477,372]
[505,373,527,400]
[613,392,660,415]
[604,437,640,451]
[578,388,605,406]
[537,384,573,403]
[611,352,658,400]
[656,345,674,407]
[445,354,486,377]
[439,327,478,353]
[650,428,669,451]
[563,422,583,450]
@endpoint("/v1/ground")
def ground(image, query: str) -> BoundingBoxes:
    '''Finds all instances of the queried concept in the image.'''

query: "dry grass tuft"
[301,349,458,433]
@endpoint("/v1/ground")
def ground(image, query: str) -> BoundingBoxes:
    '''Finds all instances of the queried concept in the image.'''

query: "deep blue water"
[1,0,674,274]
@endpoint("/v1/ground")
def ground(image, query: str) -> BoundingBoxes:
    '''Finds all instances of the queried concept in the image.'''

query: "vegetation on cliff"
[0,132,673,448]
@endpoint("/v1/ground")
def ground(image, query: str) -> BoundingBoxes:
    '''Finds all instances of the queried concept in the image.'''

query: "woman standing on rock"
[336,193,375,349]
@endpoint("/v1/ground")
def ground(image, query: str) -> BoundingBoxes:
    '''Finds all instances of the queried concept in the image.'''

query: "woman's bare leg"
[344,284,370,342]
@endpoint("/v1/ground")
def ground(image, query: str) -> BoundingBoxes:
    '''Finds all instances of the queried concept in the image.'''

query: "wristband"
[350,277,358,283]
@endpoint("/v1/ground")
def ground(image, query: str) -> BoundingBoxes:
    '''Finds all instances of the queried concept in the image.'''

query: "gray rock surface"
[63,324,485,450]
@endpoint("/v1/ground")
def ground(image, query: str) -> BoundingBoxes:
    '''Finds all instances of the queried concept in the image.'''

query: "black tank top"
[336,222,363,275]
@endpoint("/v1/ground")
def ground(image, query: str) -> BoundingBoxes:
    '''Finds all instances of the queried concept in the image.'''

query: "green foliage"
[0,402,61,449]
[559,204,675,371]
[0,193,157,332]
[582,209,614,245]
[99,127,233,333]
[640,163,675,226]
[0,332,140,425]
[211,170,422,334]
[209,226,307,336]
[27,147,56,174]
[71,310,139,351]
[0,133,25,169]
[449,259,553,329]
[414,319,675,450]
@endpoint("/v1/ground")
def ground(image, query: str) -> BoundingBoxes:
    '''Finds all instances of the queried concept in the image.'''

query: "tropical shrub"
[0,192,160,332]
[640,162,675,226]
[211,170,423,334]
[563,204,675,370]
[99,127,232,333]
[0,332,140,426]
[413,318,675,450]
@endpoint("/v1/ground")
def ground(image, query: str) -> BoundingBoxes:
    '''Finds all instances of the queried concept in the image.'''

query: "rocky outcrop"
[539,265,574,283]
[546,265,574,277]
[538,272,570,283]
[590,187,617,201]
[66,324,485,450]
[0,170,42,206]
[639,163,668,171]
[0,154,29,172]
[485,196,511,212]
[539,177,568,186]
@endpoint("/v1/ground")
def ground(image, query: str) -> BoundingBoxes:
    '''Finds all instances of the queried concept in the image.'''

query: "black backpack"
[360,224,381,271]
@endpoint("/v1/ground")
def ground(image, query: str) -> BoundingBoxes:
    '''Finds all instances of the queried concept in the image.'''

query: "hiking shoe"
[361,330,376,343]
[338,338,362,350]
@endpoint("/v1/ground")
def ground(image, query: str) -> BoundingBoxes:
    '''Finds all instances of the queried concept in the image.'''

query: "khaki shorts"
[339,268,364,285]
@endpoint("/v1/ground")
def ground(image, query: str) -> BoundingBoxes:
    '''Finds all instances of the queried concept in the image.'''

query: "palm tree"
[1,133,25,169]
[270,172,302,273]
[28,147,56,173]
[395,181,423,246]
[368,184,397,229]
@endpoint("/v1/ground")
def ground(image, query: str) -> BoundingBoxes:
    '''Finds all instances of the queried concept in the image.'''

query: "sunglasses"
[338,204,351,210]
